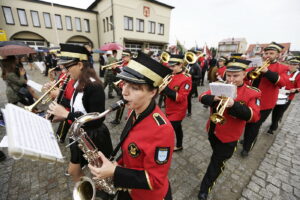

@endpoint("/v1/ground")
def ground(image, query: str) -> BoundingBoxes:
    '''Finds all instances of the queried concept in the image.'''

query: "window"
[84,19,90,32]
[43,12,52,28]
[75,17,81,31]
[148,21,155,34]
[136,19,144,32]
[2,6,14,24]
[103,18,106,32]
[124,16,133,31]
[17,9,28,26]
[106,17,109,31]
[55,14,62,30]
[158,23,164,35]
[65,16,72,30]
[110,15,113,30]
[30,11,40,27]
[125,43,142,53]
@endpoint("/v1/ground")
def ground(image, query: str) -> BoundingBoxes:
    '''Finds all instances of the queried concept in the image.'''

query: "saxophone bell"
[73,176,96,200]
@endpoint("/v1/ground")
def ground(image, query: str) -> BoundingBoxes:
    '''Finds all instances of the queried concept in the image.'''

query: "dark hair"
[76,61,103,92]
[1,56,17,80]
[112,50,117,55]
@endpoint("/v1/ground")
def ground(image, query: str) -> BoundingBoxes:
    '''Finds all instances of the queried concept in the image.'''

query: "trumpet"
[24,74,67,112]
[210,97,231,124]
[101,61,123,70]
[158,74,173,93]
[113,80,122,88]
[248,59,270,79]
[160,51,170,63]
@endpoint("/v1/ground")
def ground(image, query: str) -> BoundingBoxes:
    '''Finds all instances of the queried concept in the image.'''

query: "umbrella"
[100,42,125,51]
[93,49,107,54]
[0,45,36,57]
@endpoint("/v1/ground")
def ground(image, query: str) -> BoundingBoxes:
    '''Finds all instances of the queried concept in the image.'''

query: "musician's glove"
[161,86,176,101]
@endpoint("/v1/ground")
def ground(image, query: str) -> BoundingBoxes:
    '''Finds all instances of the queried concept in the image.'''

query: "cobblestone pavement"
[0,63,299,200]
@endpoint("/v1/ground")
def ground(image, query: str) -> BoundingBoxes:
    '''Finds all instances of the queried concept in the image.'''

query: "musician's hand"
[226,98,234,108]
[47,102,69,119]
[261,66,268,73]
[213,96,222,101]
[88,151,116,179]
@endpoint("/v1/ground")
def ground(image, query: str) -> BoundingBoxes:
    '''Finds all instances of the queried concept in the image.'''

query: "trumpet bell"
[248,71,260,79]
[73,176,96,200]
[210,113,226,124]
[160,52,170,63]
[184,52,197,65]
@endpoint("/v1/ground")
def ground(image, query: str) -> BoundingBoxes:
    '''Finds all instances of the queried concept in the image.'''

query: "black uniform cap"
[117,51,172,87]
[218,56,228,63]
[230,53,243,59]
[122,50,132,57]
[57,43,91,67]
[288,57,300,65]
[226,58,251,72]
[264,42,284,53]
[168,54,184,66]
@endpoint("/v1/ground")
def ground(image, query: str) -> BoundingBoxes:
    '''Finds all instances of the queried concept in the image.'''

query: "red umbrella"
[100,43,125,51]
[0,45,36,57]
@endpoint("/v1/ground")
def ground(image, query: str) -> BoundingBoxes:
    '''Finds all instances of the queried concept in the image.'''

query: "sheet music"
[3,104,64,163]
[27,80,43,92]
[209,82,237,99]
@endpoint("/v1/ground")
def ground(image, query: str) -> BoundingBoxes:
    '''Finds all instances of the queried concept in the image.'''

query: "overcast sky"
[42,0,300,50]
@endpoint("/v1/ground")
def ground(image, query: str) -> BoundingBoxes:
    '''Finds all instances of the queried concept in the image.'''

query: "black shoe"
[59,138,65,144]
[110,119,120,125]
[239,139,244,144]
[0,151,6,162]
[240,150,249,158]
[108,95,115,99]
[187,113,192,117]
[203,105,209,109]
[198,192,208,200]
[174,147,183,152]
[267,129,274,135]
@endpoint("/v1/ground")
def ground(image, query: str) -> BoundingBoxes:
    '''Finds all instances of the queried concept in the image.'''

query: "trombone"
[24,74,67,112]
[248,59,270,79]
[210,97,231,124]
[101,61,122,70]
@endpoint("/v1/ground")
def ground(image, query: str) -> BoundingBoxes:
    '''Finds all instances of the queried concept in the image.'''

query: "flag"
[203,43,212,59]
[176,40,186,55]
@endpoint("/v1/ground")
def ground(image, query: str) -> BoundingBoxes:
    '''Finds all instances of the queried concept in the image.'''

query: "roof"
[88,0,174,10]
[23,0,98,14]
[219,38,247,43]
[246,43,291,55]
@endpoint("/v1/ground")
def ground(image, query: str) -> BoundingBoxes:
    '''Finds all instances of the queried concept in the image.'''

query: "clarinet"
[48,75,70,121]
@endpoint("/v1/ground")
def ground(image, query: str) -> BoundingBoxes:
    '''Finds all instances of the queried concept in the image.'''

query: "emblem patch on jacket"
[155,147,170,164]
[256,99,260,106]
[184,84,190,90]
[128,143,140,158]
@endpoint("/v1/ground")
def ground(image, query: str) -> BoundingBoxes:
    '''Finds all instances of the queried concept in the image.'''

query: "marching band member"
[216,56,227,81]
[47,43,113,182]
[241,42,289,157]
[268,57,300,134]
[110,50,132,125]
[197,59,261,200]
[161,54,192,151]
[88,51,174,200]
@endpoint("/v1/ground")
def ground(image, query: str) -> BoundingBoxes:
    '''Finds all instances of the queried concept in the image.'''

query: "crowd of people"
[0,41,300,200]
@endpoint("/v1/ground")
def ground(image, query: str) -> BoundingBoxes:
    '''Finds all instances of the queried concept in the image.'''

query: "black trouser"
[200,69,207,85]
[171,120,183,148]
[187,90,192,114]
[158,94,165,108]
[243,109,272,152]
[199,133,237,194]
[270,100,291,131]
[44,65,51,76]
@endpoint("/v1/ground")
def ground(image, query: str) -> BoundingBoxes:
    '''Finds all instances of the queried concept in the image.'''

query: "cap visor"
[116,71,147,84]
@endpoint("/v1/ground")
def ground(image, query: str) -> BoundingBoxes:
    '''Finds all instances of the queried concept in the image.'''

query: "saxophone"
[68,99,127,199]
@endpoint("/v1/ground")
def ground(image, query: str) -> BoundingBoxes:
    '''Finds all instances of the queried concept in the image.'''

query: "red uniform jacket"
[163,72,192,121]
[199,83,261,143]
[115,103,174,200]
[247,62,289,110]
[217,66,226,80]
[283,71,300,100]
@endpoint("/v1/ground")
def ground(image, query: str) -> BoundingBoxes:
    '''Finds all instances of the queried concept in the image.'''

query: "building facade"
[246,43,291,61]
[1,0,173,56]
[217,37,247,58]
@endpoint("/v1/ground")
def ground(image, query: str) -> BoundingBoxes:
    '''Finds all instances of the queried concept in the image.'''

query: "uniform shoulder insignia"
[153,113,166,126]
[247,85,261,92]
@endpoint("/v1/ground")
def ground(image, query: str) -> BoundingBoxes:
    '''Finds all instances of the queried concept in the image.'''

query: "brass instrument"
[158,74,173,93]
[68,100,128,199]
[248,59,270,79]
[113,80,122,88]
[210,97,231,124]
[24,74,67,112]
[160,51,170,63]
[183,52,198,66]
[101,61,123,70]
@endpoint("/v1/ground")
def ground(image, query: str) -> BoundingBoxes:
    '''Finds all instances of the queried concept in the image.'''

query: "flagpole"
[51,1,60,46]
